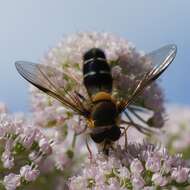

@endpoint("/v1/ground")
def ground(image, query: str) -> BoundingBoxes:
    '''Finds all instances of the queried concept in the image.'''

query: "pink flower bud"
[171,168,189,183]
[39,138,52,155]
[132,175,145,189]
[3,173,21,190]
[1,151,14,169]
[145,153,161,172]
[130,159,144,174]
[20,165,40,182]
[152,173,168,186]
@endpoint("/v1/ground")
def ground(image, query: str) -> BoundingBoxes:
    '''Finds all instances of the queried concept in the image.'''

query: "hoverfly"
[15,44,177,154]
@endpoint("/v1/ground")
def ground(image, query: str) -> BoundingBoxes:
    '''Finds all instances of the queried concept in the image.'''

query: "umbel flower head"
[68,142,190,190]
[30,32,165,131]
[13,32,184,190]
[0,108,52,190]
[157,106,190,159]
[0,103,85,190]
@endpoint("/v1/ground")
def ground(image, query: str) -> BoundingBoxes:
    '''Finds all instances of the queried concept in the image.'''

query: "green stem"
[72,133,77,149]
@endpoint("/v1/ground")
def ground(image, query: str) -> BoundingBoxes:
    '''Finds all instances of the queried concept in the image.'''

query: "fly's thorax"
[91,99,118,127]
[83,48,112,96]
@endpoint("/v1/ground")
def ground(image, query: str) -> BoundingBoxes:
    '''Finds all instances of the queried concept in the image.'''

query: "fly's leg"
[85,136,93,160]
[119,126,130,149]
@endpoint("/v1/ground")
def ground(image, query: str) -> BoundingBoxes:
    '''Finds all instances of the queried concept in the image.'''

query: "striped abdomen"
[83,48,112,96]
[90,100,121,143]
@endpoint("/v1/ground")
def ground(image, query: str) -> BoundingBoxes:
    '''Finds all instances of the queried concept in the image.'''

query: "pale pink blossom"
[68,142,190,189]
[20,165,40,181]
[152,173,168,186]
[118,167,130,179]
[0,107,53,189]
[145,153,161,172]
[39,138,52,155]
[132,175,145,189]
[20,127,38,148]
[1,139,14,169]
[130,158,144,174]
[3,174,21,190]
[1,151,14,169]
[171,167,190,183]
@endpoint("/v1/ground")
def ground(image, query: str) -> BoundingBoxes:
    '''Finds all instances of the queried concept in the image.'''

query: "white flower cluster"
[5,32,188,190]
[69,143,190,190]
[158,106,190,158]
[0,104,52,190]
[30,32,165,130]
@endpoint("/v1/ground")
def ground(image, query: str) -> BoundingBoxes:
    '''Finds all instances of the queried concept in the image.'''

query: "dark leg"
[85,136,93,160]
[119,126,130,149]
[103,140,112,156]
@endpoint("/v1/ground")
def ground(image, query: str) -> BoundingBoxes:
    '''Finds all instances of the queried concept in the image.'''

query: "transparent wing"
[127,105,154,121]
[122,105,158,134]
[15,61,91,117]
[119,44,177,112]
[147,44,177,68]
